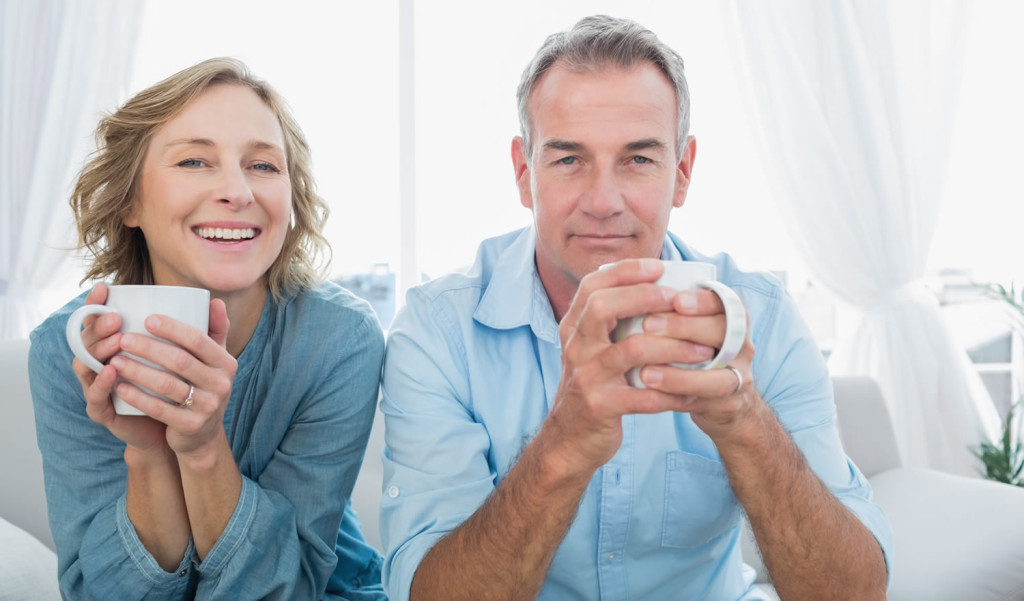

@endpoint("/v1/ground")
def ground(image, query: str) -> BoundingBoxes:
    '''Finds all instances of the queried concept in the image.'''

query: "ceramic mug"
[612,261,747,388]
[65,285,210,415]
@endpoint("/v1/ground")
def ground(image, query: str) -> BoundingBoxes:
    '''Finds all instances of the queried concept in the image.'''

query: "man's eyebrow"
[624,139,666,152]
[542,139,583,152]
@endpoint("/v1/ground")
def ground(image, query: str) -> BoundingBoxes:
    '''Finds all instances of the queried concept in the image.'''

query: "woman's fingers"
[81,363,119,426]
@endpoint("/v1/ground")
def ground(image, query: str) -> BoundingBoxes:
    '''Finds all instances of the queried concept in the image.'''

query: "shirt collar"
[473,228,689,344]
[473,227,560,342]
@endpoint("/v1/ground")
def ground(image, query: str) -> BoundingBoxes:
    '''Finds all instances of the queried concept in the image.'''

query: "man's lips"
[571,233,633,240]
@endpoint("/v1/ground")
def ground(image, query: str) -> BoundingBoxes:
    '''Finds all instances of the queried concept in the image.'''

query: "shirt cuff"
[195,474,258,578]
[115,494,197,583]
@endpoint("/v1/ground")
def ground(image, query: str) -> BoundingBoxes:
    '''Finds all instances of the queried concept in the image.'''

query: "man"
[380,15,891,601]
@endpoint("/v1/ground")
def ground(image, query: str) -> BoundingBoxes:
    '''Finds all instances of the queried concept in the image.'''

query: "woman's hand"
[72,283,169,452]
[109,299,237,457]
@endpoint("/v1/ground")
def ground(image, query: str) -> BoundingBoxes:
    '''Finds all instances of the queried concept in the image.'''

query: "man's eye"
[557,156,577,165]
[178,158,205,167]
[632,156,651,164]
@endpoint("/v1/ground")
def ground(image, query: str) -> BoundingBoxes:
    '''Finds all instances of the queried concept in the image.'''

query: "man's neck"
[534,256,579,324]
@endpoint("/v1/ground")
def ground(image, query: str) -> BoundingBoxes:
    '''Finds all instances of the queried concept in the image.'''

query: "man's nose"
[579,166,625,218]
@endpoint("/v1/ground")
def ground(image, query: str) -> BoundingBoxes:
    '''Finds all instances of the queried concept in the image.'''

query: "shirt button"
[387,485,400,498]
[178,568,189,577]
[605,553,616,562]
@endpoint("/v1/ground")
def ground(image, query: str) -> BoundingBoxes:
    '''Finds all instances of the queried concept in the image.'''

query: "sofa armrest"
[833,376,902,477]
[0,338,53,550]
[0,516,60,600]
[871,467,1024,601]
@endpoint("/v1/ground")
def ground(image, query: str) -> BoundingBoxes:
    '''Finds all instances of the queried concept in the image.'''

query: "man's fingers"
[641,312,728,349]
[638,364,749,399]
[615,386,702,416]
[561,259,665,334]
[593,333,718,377]
[570,284,676,341]
[671,288,725,315]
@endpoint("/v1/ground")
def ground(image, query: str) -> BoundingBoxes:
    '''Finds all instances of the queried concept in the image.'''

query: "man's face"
[512,62,695,298]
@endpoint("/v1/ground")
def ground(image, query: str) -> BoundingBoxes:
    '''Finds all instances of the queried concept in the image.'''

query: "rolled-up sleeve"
[194,311,385,600]
[31,301,386,600]
[742,279,894,576]
[31,324,196,601]
[379,287,498,601]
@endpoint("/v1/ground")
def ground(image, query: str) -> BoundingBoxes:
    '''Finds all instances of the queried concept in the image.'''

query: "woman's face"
[124,83,291,300]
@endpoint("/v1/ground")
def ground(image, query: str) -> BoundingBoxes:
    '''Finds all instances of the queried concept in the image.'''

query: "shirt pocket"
[661,449,741,549]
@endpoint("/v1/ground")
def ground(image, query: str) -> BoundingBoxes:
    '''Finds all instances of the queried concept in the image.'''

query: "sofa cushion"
[0,517,59,600]
[0,338,53,550]
[872,467,1024,601]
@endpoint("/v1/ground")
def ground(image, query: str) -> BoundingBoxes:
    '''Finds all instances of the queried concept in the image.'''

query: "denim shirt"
[30,282,387,601]
[379,227,892,601]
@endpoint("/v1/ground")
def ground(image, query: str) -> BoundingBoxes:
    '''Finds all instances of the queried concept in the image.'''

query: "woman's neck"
[216,282,269,358]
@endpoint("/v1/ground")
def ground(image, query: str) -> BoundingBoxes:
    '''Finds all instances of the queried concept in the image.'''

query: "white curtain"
[723,0,1001,476]
[0,0,143,340]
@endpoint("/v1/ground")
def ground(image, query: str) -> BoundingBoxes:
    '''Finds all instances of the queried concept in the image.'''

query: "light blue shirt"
[380,227,892,600]
[31,282,387,601]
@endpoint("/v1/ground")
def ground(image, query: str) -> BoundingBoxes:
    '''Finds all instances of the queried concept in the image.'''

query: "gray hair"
[516,15,690,159]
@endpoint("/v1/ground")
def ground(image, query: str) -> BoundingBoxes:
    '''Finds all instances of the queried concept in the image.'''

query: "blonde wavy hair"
[72,57,330,301]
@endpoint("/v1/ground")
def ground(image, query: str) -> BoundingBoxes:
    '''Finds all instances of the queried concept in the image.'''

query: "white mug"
[612,261,747,388]
[65,285,210,415]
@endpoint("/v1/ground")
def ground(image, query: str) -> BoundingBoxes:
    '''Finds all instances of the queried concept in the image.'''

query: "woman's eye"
[178,158,205,167]
[252,162,281,173]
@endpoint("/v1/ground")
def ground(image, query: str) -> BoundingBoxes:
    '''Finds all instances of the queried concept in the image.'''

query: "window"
[112,1,1024,357]
[131,0,400,280]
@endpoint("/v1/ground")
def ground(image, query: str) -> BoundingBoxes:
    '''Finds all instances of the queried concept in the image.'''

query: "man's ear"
[673,135,697,208]
[511,136,533,209]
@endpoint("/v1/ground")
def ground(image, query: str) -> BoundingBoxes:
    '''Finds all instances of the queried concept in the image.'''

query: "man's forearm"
[410,424,593,601]
[720,402,886,601]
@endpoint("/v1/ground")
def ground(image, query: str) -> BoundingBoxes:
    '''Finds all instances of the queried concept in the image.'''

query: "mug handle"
[64,304,118,373]
[689,280,747,370]
[625,281,747,388]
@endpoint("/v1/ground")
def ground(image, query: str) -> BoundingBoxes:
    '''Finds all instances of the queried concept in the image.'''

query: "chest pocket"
[661,450,741,549]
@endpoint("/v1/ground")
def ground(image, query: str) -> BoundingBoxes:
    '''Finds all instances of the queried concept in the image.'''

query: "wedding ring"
[725,365,743,395]
[182,385,195,408]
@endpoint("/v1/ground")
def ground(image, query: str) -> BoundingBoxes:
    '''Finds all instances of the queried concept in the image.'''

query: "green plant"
[980,281,1024,326]
[973,401,1024,486]
[971,281,1024,485]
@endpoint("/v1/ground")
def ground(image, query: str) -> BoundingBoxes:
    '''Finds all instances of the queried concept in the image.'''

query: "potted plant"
[972,282,1024,487]
[973,401,1024,486]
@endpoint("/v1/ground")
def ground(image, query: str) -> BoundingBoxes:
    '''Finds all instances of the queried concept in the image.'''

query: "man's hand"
[544,258,729,476]
[633,289,761,446]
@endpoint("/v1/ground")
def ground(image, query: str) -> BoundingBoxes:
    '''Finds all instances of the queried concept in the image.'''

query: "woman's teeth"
[194,227,256,241]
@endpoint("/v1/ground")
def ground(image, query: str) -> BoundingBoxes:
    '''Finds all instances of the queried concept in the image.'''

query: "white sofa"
[0,338,59,600]
[6,335,1024,599]
[742,376,1024,600]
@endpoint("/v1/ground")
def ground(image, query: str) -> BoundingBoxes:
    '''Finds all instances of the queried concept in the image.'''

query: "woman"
[29,58,386,600]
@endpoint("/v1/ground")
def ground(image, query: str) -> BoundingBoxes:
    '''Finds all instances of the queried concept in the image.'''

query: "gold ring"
[182,385,195,408]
